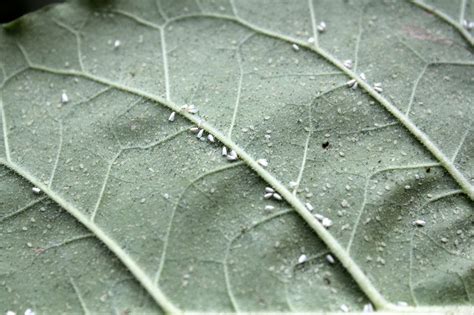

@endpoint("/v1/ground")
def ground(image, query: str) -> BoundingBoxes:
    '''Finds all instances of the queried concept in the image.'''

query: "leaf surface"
[0,0,473,313]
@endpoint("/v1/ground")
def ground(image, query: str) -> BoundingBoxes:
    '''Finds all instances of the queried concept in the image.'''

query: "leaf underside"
[0,0,473,313]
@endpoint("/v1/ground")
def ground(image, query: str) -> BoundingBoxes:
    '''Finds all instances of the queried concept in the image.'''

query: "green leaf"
[0,0,473,313]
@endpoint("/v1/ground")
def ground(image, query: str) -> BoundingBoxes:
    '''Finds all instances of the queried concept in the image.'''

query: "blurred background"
[0,0,64,23]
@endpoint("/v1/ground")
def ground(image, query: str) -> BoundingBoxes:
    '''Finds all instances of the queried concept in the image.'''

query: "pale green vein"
[0,159,181,314]
[124,128,189,151]
[459,0,467,25]
[70,277,91,315]
[414,190,464,226]
[44,234,94,251]
[195,0,204,13]
[460,0,468,24]
[0,91,10,162]
[91,129,188,221]
[337,121,398,136]
[406,64,428,115]
[395,35,428,64]
[409,0,474,47]
[228,34,253,138]
[347,162,441,252]
[292,101,312,195]
[353,12,364,72]
[113,9,162,30]
[160,26,171,101]
[223,209,293,312]
[0,196,47,223]
[249,71,343,79]
[154,161,244,285]
[91,151,121,222]
[451,129,470,162]
[418,231,463,257]
[49,120,63,188]
[52,18,85,72]
[308,0,318,47]
[156,0,168,21]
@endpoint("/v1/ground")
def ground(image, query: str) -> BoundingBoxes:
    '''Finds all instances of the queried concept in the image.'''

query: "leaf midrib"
[1,4,472,313]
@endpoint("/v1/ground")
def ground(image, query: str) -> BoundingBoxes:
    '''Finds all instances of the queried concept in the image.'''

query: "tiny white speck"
[397,301,408,307]
[32,187,41,194]
[363,303,374,313]
[264,193,273,199]
[346,79,356,88]
[190,127,199,133]
[114,40,121,48]
[292,43,300,51]
[226,150,238,161]
[413,219,426,227]
[272,193,282,201]
[305,202,314,211]
[257,158,268,167]
[326,254,335,264]
[197,129,204,138]
[289,181,297,188]
[340,304,349,313]
[207,134,215,142]
[61,91,69,103]
[264,205,274,211]
[6,311,16,315]
[317,21,326,32]
[25,309,35,315]
[298,254,308,264]
[168,112,176,122]
[374,86,383,93]
[360,73,366,81]
[307,37,315,43]
[343,59,353,69]
[183,104,198,114]
[341,199,350,208]
[351,81,358,90]
[322,217,332,228]
[222,146,228,156]
[265,187,275,193]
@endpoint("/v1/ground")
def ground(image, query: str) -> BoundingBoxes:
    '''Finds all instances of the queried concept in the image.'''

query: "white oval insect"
[298,254,308,264]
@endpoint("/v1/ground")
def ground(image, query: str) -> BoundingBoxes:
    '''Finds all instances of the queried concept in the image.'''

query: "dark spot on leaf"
[426,167,431,173]
[322,141,330,149]
[323,276,331,285]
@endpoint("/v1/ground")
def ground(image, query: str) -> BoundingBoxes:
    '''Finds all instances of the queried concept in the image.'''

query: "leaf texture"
[0,0,473,313]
